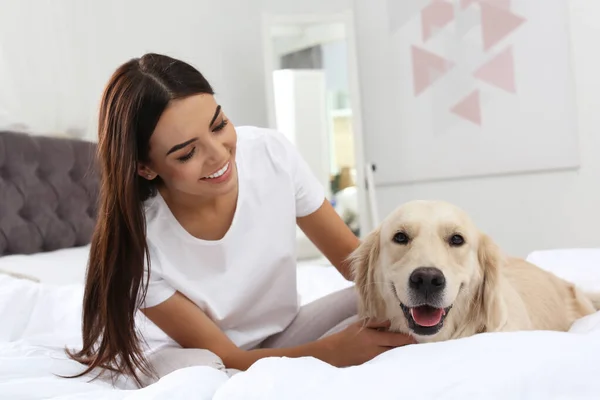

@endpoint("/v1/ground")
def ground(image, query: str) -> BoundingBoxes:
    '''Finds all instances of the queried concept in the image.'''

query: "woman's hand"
[315,318,416,367]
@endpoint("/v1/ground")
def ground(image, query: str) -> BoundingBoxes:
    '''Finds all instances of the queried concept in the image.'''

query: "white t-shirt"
[140,126,326,350]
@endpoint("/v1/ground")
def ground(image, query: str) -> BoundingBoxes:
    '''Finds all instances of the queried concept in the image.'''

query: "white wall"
[0,0,352,138]
[0,0,269,137]
[273,69,331,198]
[353,0,600,257]
[7,0,591,258]
[322,40,348,94]
[261,0,350,15]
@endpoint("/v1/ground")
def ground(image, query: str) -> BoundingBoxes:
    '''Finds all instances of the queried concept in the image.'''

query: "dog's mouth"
[400,303,452,336]
[391,282,452,335]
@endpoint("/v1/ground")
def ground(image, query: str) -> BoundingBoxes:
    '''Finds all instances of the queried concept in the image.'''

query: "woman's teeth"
[204,162,229,179]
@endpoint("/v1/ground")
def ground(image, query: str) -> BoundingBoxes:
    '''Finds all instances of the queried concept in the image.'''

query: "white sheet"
[0,250,352,399]
[1,247,599,399]
[214,316,600,400]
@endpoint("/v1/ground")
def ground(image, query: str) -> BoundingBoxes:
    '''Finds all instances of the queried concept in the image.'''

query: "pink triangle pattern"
[480,2,526,51]
[421,1,454,42]
[474,46,516,93]
[411,45,455,96]
[450,90,481,126]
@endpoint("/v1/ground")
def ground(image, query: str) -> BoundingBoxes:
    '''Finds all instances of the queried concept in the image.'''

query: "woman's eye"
[212,118,229,132]
[177,148,195,163]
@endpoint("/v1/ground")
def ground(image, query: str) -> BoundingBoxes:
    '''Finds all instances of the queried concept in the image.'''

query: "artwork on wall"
[373,0,579,184]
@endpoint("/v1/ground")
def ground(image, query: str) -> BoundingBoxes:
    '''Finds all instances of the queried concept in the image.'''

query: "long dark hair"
[65,53,214,386]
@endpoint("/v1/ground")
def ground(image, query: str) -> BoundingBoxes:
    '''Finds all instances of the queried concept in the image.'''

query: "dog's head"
[349,200,508,342]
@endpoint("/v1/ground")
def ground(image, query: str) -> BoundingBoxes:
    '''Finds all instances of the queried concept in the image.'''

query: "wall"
[260,0,350,15]
[0,0,269,137]
[353,0,600,257]
[322,40,348,94]
[273,70,331,197]
[0,0,353,138]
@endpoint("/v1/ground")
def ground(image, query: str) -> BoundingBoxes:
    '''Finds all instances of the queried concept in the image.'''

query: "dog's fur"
[349,200,600,343]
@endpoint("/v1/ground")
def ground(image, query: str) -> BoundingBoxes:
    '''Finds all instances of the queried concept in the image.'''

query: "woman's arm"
[297,199,361,281]
[141,291,329,370]
[142,290,414,371]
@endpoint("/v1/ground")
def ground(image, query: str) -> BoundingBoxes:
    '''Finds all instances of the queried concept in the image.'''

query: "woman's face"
[139,93,238,199]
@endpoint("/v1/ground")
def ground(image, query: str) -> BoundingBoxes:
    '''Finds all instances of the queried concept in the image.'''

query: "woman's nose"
[204,137,229,163]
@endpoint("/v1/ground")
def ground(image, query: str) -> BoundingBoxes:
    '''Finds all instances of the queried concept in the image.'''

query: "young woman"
[67,53,414,386]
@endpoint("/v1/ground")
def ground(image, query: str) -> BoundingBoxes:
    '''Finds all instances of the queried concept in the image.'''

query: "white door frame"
[261,10,371,238]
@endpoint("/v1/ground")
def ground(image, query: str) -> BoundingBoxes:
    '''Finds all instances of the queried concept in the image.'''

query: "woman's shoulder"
[236,125,288,148]
[142,193,173,242]
[236,125,302,171]
[143,193,162,223]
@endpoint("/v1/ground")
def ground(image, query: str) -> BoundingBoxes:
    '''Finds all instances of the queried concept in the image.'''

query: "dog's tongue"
[410,306,444,327]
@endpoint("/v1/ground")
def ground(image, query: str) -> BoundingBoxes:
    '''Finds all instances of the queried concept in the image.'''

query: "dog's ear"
[477,233,508,332]
[348,227,386,318]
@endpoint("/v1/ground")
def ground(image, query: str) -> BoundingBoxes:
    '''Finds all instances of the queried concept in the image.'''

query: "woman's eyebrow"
[210,105,221,126]
[166,138,197,156]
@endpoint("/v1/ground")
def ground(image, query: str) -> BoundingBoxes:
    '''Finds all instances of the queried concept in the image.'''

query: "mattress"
[1,247,599,399]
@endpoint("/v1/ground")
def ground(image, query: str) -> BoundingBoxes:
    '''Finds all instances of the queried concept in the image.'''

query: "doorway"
[262,11,368,247]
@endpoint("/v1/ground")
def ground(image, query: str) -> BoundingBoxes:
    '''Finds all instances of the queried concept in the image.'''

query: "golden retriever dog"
[349,200,600,343]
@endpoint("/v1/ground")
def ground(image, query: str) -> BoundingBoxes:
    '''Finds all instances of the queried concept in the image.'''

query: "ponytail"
[66,65,156,386]
[66,178,152,386]
[65,53,215,386]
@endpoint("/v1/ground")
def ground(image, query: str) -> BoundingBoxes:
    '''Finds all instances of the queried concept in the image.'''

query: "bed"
[1,130,600,399]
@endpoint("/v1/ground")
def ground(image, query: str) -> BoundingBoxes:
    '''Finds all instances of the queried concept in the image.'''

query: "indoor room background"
[0,0,598,259]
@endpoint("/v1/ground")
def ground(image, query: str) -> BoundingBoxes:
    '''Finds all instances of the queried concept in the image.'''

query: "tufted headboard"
[0,130,99,256]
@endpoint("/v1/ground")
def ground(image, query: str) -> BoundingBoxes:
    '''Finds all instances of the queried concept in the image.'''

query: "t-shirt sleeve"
[265,129,326,217]
[140,242,177,309]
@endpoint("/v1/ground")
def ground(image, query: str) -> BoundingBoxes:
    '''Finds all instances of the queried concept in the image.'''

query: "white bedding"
[1,247,599,399]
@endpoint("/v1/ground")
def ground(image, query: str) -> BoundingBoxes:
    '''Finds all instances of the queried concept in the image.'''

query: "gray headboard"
[0,130,99,256]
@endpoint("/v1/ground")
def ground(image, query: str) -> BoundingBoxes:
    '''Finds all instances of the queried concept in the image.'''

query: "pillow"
[526,248,600,292]
[0,267,39,282]
[0,245,90,286]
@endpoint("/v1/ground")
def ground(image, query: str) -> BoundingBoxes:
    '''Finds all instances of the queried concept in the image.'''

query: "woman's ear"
[348,228,386,318]
[477,233,508,332]
[137,163,157,181]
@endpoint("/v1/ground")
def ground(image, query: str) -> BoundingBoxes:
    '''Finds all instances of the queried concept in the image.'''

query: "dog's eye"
[393,232,409,244]
[449,234,465,246]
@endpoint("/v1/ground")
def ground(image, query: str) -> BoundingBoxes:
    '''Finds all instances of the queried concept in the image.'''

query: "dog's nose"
[409,267,446,294]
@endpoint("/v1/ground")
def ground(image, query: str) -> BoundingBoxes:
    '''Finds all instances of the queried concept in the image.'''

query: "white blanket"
[215,318,600,400]
[1,247,599,399]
